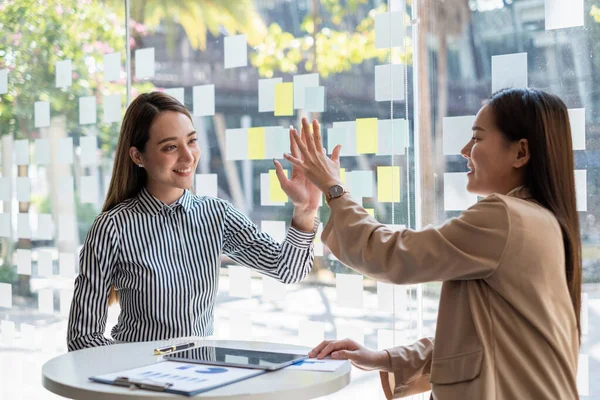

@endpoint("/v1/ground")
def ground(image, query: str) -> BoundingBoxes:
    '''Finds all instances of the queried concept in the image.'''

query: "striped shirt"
[67,188,317,351]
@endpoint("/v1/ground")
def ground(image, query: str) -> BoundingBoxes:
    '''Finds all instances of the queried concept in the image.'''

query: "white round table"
[42,339,351,399]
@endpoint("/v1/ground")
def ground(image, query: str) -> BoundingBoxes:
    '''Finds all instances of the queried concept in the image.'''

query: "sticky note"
[260,173,283,206]
[331,121,358,156]
[264,126,289,159]
[80,176,98,204]
[103,52,121,82]
[261,220,286,243]
[164,87,185,104]
[58,176,74,204]
[34,139,50,165]
[346,170,374,199]
[269,169,288,203]
[228,265,251,298]
[225,128,248,160]
[135,47,155,78]
[356,118,378,154]
[444,172,477,210]
[274,83,294,116]
[16,177,31,202]
[37,289,54,314]
[336,273,364,309]
[0,69,7,94]
[14,139,29,165]
[546,0,583,30]
[575,170,587,212]
[224,34,247,68]
[375,64,405,102]
[293,73,319,109]
[79,96,97,125]
[0,177,10,201]
[336,324,364,345]
[1,320,15,345]
[0,213,10,237]
[377,166,401,203]
[193,84,215,116]
[299,320,325,347]
[195,174,218,197]
[17,249,32,275]
[248,127,265,160]
[304,86,326,113]
[377,329,410,351]
[59,290,73,316]
[581,292,588,335]
[35,101,50,128]
[258,78,283,112]
[20,323,36,349]
[58,214,75,243]
[365,208,375,217]
[262,275,286,302]
[55,59,72,88]
[0,283,12,308]
[59,252,76,277]
[377,118,409,155]
[103,93,122,123]
[57,138,73,164]
[37,214,53,240]
[17,213,31,239]
[80,136,98,166]
[577,354,589,395]
[38,250,53,277]
[568,108,585,150]
[491,53,527,93]
[443,116,476,155]
[375,11,405,49]
[377,282,408,313]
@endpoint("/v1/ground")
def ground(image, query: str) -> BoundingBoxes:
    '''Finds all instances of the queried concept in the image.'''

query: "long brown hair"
[488,88,582,340]
[104,92,193,306]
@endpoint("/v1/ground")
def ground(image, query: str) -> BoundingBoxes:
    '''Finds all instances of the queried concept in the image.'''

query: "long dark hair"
[488,88,582,340]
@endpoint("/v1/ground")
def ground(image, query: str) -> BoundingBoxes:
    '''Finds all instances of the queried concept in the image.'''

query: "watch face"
[329,185,344,197]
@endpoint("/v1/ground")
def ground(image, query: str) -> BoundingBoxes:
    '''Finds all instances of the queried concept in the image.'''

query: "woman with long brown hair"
[287,88,581,399]
[67,92,321,351]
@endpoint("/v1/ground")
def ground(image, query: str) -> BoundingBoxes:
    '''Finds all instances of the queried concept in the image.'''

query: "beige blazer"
[322,187,579,399]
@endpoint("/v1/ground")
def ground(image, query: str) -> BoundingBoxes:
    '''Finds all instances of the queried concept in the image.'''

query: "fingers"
[283,152,305,169]
[331,350,355,361]
[290,128,311,162]
[301,117,318,155]
[309,340,331,358]
[289,127,301,159]
[331,144,342,163]
[312,119,323,152]
[316,339,355,359]
[273,159,289,186]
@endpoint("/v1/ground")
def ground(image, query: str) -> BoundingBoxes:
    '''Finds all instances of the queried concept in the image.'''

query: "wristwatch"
[325,184,347,204]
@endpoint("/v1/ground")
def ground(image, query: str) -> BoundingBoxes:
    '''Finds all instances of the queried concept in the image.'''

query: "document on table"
[286,358,348,372]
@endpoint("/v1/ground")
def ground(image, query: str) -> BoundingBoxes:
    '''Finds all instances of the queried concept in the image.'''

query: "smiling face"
[129,110,200,204]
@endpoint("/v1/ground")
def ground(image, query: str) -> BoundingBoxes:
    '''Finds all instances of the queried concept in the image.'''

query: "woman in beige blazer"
[279,88,582,399]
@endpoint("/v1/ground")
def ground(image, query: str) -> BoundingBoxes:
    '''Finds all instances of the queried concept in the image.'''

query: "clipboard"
[90,360,266,396]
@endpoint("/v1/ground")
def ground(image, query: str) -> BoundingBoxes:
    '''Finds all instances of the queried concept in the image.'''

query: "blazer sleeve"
[322,194,510,284]
[380,338,434,399]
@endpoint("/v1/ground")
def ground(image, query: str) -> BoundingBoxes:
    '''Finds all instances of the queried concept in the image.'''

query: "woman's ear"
[129,147,143,166]
[513,138,530,169]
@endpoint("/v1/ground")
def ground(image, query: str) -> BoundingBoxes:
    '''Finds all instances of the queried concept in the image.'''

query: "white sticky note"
[55,59,72,88]
[293,73,319,109]
[375,64,405,102]
[38,250,53,277]
[336,273,364,309]
[58,176,74,205]
[264,127,288,159]
[261,220,286,243]
[304,86,326,112]
[577,354,589,396]
[34,139,51,165]
[260,173,285,206]
[224,34,247,68]
[79,96,97,125]
[262,275,286,302]
[16,177,31,202]
[20,323,36,349]
[1,320,16,345]
[135,48,155,79]
[377,282,408,313]
[336,324,364,346]
[346,170,374,200]
[37,289,54,314]
[17,213,31,239]
[225,128,249,160]
[80,136,98,166]
[59,253,76,278]
[546,0,583,30]
[443,116,476,155]
[299,320,325,347]
[59,290,73,316]
[258,78,283,112]
[491,53,527,93]
[575,170,587,212]
[103,52,121,82]
[377,119,409,155]
[229,265,251,298]
[164,87,185,104]
[568,108,585,151]
[444,173,478,211]
[17,249,32,276]
[375,11,405,49]
[581,293,588,335]
[330,121,358,156]
[80,176,98,204]
[0,282,12,308]
[14,139,30,165]
[58,214,75,243]
[195,174,218,197]
[37,214,53,240]
[193,84,215,116]
[377,329,410,351]
[0,177,10,201]
[0,69,7,94]
[103,94,122,123]
[34,101,50,128]
[0,213,10,238]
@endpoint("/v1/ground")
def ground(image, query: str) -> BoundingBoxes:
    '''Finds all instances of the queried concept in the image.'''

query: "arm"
[67,213,119,351]
[322,194,510,284]
[380,338,434,399]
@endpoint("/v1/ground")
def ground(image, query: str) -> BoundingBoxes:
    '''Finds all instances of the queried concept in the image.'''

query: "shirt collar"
[135,188,193,216]
[506,185,532,200]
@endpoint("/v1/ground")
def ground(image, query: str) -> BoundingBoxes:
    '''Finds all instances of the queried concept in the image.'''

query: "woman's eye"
[189,138,198,145]
[165,145,176,151]
[472,137,480,142]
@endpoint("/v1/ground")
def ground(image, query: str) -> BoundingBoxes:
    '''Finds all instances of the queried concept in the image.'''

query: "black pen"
[153,341,195,355]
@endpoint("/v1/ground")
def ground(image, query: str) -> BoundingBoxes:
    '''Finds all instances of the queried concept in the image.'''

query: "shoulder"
[190,194,231,213]
[456,194,510,230]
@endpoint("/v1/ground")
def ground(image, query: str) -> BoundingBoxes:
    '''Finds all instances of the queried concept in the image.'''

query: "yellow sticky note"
[274,83,293,116]
[377,166,401,203]
[340,168,346,184]
[365,208,374,217]
[269,169,288,203]
[356,118,378,154]
[248,127,265,160]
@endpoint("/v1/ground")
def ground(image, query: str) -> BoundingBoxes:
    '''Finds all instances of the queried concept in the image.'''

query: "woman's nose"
[460,141,471,159]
